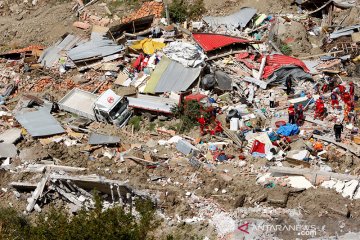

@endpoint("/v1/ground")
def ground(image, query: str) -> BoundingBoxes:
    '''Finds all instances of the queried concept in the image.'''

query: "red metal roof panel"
[262,54,310,79]
[192,33,252,52]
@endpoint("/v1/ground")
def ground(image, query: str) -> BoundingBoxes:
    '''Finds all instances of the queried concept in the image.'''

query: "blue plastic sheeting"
[268,132,279,141]
[276,123,300,136]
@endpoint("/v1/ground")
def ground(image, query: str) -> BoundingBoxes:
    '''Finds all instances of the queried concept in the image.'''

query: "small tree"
[168,0,188,23]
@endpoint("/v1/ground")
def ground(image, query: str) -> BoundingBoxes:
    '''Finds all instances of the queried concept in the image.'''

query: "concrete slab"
[0,143,17,158]
[0,128,22,144]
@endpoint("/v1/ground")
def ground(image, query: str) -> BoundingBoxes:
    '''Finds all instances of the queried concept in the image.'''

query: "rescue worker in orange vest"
[314,96,325,119]
[331,90,339,109]
[288,104,296,124]
[349,81,355,99]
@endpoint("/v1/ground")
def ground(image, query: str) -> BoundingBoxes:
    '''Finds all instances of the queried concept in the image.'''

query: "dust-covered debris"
[1,0,360,239]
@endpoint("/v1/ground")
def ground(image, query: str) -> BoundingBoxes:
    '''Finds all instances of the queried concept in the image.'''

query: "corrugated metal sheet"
[203,7,257,29]
[262,54,310,79]
[15,110,65,137]
[68,32,124,63]
[154,60,201,93]
[330,24,360,39]
[88,133,120,145]
[128,94,178,114]
[143,56,171,93]
[39,34,83,67]
[193,33,252,52]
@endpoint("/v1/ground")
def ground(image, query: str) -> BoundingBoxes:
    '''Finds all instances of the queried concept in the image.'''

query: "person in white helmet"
[334,119,343,142]
[269,89,275,108]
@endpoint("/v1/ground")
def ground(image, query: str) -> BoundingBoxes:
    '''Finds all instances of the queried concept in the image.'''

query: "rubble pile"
[1,0,360,238]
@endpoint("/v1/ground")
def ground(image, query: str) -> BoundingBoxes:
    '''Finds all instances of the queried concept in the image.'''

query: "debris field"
[1,0,360,239]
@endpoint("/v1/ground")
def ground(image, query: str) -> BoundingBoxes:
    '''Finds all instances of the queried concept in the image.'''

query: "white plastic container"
[230,118,239,131]
[239,119,245,128]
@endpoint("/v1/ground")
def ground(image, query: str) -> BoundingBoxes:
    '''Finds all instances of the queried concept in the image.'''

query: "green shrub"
[280,42,292,56]
[147,122,156,131]
[171,100,209,133]
[168,0,188,23]
[0,196,156,240]
[188,0,206,19]
[168,0,205,22]
[128,115,142,131]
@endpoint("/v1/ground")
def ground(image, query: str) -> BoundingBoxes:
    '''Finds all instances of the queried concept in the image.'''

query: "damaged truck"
[59,88,215,126]
[58,88,132,127]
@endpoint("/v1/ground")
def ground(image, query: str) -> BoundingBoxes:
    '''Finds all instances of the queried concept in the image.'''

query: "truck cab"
[93,89,132,127]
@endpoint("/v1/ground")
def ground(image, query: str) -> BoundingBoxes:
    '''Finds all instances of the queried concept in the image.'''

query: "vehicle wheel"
[143,112,156,121]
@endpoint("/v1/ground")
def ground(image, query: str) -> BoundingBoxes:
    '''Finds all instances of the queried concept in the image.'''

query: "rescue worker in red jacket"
[331,90,339,108]
[296,104,304,125]
[288,104,296,124]
[198,115,206,136]
[214,120,223,134]
[314,96,325,119]
[338,84,346,101]
[343,91,351,106]
[349,81,355,99]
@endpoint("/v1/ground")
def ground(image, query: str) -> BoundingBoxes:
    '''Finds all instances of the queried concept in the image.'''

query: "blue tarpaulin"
[268,132,279,141]
[276,123,299,136]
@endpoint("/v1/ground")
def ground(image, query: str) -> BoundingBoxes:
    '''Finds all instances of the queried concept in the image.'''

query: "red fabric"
[261,54,310,79]
[192,33,252,52]
[250,140,265,154]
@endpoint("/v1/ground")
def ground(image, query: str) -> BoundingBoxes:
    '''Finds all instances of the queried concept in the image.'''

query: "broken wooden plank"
[305,117,328,128]
[22,164,86,173]
[55,186,83,207]
[299,50,343,60]
[217,119,243,147]
[124,156,159,166]
[9,182,37,191]
[313,134,360,156]
[243,76,267,89]
[284,157,311,168]
[26,175,48,212]
[172,23,191,36]
[48,165,86,172]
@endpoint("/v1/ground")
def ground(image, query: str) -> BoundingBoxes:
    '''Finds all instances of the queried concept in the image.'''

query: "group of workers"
[314,81,356,121]
[284,75,356,142]
[287,103,304,125]
[198,114,223,136]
